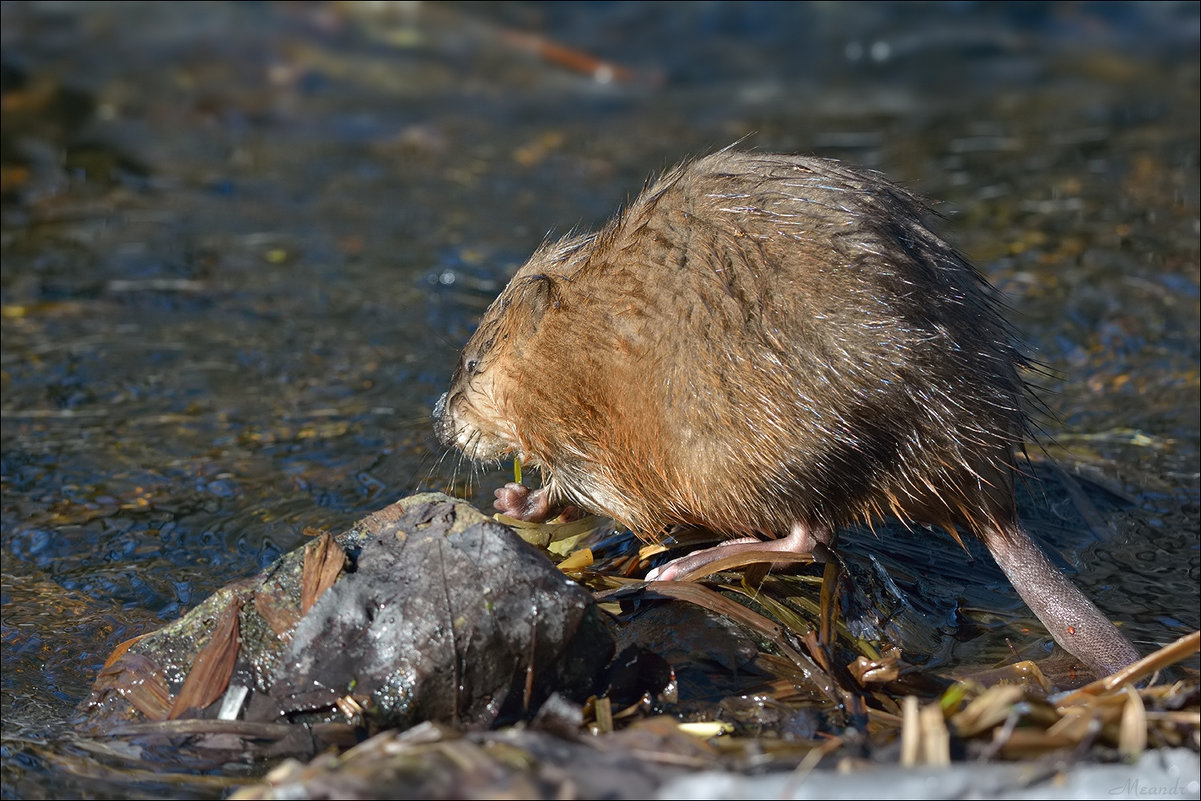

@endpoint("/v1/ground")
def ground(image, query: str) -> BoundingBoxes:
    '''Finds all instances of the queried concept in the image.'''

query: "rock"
[76,493,614,746]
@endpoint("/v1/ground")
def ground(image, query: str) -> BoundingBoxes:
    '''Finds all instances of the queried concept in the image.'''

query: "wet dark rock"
[256,494,614,729]
[76,493,615,742]
[612,601,765,712]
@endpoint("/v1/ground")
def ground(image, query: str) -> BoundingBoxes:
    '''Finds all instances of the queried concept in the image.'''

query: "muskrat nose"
[432,392,448,424]
[432,392,451,444]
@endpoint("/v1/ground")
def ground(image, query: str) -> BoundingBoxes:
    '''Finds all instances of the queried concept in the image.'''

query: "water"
[2,2,1198,797]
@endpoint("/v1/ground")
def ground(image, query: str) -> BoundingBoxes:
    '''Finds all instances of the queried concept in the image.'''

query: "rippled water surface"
[2,2,1198,797]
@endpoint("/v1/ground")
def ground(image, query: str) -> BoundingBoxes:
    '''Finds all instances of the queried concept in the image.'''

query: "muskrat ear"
[517,274,564,325]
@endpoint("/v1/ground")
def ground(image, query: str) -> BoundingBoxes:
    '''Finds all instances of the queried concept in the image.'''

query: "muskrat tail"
[976,519,1140,676]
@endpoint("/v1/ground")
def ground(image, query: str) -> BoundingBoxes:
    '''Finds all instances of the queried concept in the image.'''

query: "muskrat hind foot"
[647,523,827,581]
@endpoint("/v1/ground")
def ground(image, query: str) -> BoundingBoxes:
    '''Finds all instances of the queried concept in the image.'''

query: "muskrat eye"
[465,358,479,373]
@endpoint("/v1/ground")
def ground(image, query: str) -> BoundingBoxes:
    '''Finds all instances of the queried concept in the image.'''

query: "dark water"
[2,2,1198,796]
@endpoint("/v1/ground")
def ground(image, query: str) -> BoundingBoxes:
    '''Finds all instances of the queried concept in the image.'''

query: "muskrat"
[433,149,1140,677]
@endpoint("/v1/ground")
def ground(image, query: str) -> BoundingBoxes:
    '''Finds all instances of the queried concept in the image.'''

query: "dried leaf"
[819,560,838,651]
[557,547,593,572]
[94,651,173,721]
[920,697,950,765]
[302,532,347,614]
[900,695,920,766]
[1119,685,1147,759]
[102,631,153,669]
[678,721,734,738]
[593,696,613,734]
[1045,705,1100,741]
[996,728,1083,759]
[848,654,900,685]
[949,684,1024,737]
[169,597,243,720]
[495,512,602,551]
[638,543,668,561]
[802,630,833,674]
[732,576,815,639]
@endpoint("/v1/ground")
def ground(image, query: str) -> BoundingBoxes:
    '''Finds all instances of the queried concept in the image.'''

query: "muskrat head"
[433,270,564,466]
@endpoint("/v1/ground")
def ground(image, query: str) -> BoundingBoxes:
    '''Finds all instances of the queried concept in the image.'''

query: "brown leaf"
[102,630,154,669]
[94,651,173,721]
[169,597,243,720]
[302,531,347,615]
[847,654,900,685]
[949,684,1024,737]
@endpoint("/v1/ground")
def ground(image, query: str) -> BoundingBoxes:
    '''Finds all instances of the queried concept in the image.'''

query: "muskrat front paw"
[494,482,555,522]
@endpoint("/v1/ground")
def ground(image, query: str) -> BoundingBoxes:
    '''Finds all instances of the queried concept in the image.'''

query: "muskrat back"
[434,149,1140,676]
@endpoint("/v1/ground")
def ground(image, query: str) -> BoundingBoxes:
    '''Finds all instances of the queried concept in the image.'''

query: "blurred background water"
[2,2,1197,796]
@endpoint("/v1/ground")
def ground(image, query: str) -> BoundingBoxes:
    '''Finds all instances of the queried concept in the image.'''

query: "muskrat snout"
[431,391,453,447]
[431,374,515,462]
[432,391,448,424]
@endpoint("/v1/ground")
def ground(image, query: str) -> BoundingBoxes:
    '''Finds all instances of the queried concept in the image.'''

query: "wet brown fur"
[438,150,1027,548]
